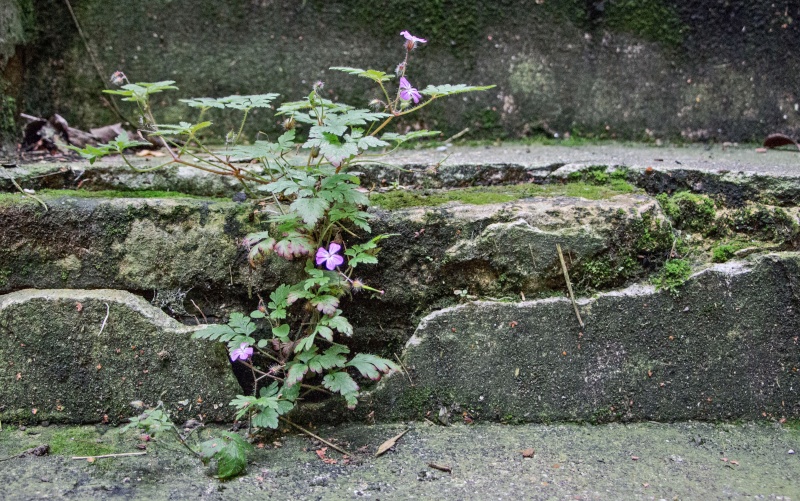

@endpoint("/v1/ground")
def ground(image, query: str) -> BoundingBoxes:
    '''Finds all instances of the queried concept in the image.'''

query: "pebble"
[789,450,795,454]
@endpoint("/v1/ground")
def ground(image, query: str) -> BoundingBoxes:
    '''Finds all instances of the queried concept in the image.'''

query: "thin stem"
[235,109,250,145]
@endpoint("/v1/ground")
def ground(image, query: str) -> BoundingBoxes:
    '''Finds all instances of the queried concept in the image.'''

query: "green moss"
[572,209,678,293]
[48,427,118,456]
[727,205,799,244]
[652,259,692,295]
[0,189,226,203]
[602,0,686,50]
[656,191,717,234]
[371,181,636,210]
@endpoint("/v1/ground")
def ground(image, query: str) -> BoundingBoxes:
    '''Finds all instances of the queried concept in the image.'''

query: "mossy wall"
[9,0,800,143]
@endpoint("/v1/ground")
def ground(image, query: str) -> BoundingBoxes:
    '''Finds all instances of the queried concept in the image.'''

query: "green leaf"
[285,362,308,386]
[216,431,251,480]
[272,324,290,342]
[146,121,212,137]
[290,197,330,226]
[303,129,359,165]
[294,333,316,353]
[180,97,227,109]
[419,84,496,97]
[322,371,359,395]
[381,130,441,145]
[357,135,390,150]
[308,344,349,373]
[325,313,353,336]
[313,325,334,342]
[104,81,178,103]
[346,353,400,380]
[268,284,291,319]
[191,324,236,343]
[251,408,279,429]
[329,66,394,83]
[250,310,265,319]
[311,295,339,316]
[219,93,280,110]
[198,437,225,462]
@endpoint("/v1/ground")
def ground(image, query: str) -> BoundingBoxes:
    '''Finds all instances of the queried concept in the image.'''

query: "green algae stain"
[371,181,636,210]
[603,0,686,50]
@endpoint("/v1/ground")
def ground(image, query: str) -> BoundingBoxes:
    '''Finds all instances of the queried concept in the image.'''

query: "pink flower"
[316,242,344,270]
[400,31,427,50]
[399,77,422,104]
[230,342,253,362]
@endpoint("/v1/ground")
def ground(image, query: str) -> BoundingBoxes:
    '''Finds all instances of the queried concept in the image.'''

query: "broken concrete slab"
[0,289,240,424]
[0,192,669,354]
[365,253,800,423]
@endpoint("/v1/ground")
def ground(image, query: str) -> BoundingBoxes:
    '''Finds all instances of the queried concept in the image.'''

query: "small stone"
[40,421,50,427]
[789,449,795,454]
[232,192,247,202]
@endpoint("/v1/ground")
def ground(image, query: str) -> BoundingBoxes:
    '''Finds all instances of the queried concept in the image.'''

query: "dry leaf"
[86,457,95,463]
[135,149,166,158]
[75,302,83,312]
[730,460,739,465]
[631,456,640,460]
[763,133,800,151]
[375,429,409,457]
[32,408,37,415]
[521,448,535,458]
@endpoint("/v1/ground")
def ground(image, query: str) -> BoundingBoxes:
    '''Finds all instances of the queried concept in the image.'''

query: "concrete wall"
[5,0,800,143]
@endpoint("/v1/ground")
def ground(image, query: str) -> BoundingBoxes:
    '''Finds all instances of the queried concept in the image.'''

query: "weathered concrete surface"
[0,191,669,354]
[0,421,798,500]
[364,254,800,423]
[10,2,800,142]
[5,144,800,206]
[0,289,240,424]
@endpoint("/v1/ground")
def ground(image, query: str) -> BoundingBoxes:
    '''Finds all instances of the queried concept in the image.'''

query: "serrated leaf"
[294,333,316,353]
[329,66,393,83]
[313,325,334,343]
[220,93,280,110]
[216,431,251,480]
[311,295,339,316]
[381,130,441,144]
[325,314,353,336]
[346,353,400,380]
[285,362,308,387]
[322,371,359,395]
[357,135,390,150]
[198,437,225,461]
[180,97,227,109]
[290,197,330,226]
[252,409,279,429]
[419,84,496,97]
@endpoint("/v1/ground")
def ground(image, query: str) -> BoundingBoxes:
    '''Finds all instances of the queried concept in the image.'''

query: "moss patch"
[656,191,717,234]
[652,258,692,295]
[370,180,636,210]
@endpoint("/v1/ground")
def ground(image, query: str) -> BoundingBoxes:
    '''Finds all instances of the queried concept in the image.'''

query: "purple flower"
[400,31,427,50]
[399,77,422,104]
[230,342,253,362]
[316,242,344,270]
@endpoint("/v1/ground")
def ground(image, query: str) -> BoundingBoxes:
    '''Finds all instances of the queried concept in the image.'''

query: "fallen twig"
[556,244,584,329]
[444,127,470,143]
[190,299,207,324]
[71,452,146,460]
[394,353,413,385]
[279,417,354,458]
[98,303,110,336]
[1,166,48,212]
[428,463,452,473]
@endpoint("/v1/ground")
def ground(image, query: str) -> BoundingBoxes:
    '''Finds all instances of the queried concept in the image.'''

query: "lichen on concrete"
[363,253,800,424]
[0,289,240,424]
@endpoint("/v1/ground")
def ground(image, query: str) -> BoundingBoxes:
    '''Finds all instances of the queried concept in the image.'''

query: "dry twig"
[556,244,584,329]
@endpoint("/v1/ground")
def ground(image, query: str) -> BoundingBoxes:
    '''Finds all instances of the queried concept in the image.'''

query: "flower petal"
[328,242,341,254]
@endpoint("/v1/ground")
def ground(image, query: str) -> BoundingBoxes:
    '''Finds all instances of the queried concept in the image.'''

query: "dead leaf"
[763,133,800,151]
[32,408,37,415]
[315,447,337,464]
[730,460,739,465]
[631,456,640,460]
[521,448,535,458]
[135,149,166,158]
[86,457,95,463]
[375,429,410,457]
[75,302,83,312]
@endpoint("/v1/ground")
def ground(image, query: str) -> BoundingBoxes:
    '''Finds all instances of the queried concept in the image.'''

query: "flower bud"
[282,117,296,130]
[310,146,320,158]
